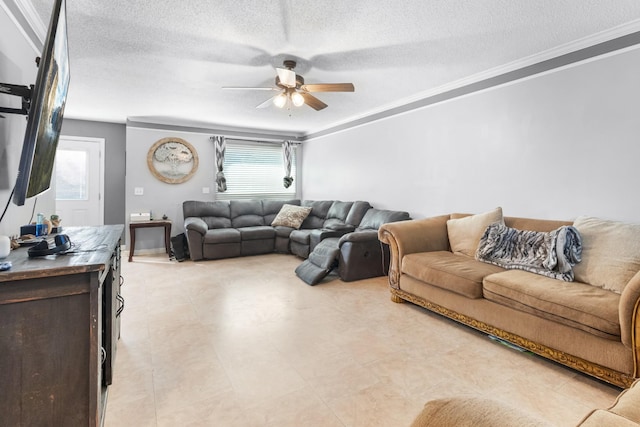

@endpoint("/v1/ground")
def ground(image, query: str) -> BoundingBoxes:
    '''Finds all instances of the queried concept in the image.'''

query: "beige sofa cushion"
[271,204,312,229]
[579,379,640,425]
[403,251,505,299]
[447,207,504,257]
[610,378,640,422]
[483,270,620,339]
[410,396,551,427]
[578,410,638,427]
[573,216,640,294]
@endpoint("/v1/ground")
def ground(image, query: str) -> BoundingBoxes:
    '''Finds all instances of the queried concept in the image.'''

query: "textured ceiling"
[28,0,640,138]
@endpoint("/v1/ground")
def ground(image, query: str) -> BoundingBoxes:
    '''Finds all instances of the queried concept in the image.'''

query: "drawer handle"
[116,294,125,317]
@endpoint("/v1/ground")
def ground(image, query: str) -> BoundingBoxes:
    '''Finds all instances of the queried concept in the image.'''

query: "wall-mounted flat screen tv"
[13,0,70,206]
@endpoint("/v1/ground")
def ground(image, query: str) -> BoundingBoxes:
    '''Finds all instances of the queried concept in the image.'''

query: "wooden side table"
[128,220,172,262]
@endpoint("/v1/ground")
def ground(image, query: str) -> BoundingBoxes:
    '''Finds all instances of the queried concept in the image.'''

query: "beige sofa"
[410,378,640,426]
[378,209,640,387]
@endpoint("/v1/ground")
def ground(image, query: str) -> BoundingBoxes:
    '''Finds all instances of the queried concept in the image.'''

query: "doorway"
[55,136,105,226]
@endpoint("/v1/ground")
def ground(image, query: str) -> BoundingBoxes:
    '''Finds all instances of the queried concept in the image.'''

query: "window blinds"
[218,142,297,200]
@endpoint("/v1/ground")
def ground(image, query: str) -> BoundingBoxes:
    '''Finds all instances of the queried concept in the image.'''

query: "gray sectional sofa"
[182,199,410,282]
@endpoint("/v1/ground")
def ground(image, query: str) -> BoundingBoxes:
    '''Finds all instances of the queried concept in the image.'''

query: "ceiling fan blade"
[301,93,328,111]
[300,83,354,92]
[276,67,296,88]
[256,96,277,109]
[222,86,278,91]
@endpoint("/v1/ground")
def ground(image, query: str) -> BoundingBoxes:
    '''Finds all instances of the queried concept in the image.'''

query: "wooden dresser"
[0,225,124,427]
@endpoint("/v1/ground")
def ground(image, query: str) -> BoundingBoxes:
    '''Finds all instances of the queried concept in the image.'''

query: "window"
[55,149,89,200]
[218,141,297,200]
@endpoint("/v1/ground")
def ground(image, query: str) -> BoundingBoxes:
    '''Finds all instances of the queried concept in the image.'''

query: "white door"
[54,136,105,226]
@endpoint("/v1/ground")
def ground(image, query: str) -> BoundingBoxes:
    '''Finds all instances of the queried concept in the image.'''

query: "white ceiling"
[27,0,640,138]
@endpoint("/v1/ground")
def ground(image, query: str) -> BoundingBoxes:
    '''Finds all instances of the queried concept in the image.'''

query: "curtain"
[213,136,227,192]
[283,140,294,188]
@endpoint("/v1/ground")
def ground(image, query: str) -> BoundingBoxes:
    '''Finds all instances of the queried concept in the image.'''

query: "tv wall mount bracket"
[0,82,33,118]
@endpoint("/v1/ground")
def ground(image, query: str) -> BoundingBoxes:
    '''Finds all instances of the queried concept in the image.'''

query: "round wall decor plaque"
[147,137,199,184]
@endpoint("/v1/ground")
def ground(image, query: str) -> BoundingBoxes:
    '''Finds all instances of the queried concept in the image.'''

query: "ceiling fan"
[223,60,354,111]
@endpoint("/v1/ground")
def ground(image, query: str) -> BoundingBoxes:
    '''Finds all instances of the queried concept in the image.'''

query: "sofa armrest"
[338,229,379,245]
[620,270,640,356]
[326,223,356,232]
[184,217,208,235]
[378,215,451,289]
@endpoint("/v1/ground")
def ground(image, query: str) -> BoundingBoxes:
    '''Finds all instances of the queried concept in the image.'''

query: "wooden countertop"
[0,225,124,283]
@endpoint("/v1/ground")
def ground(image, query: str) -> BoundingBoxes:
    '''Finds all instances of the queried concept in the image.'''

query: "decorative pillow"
[476,222,582,281]
[447,207,504,257]
[271,204,312,229]
[572,216,640,293]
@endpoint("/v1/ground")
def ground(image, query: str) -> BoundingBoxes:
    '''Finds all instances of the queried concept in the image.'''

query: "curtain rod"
[209,136,301,146]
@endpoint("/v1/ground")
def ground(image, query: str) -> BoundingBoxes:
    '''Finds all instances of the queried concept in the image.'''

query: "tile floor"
[105,253,621,426]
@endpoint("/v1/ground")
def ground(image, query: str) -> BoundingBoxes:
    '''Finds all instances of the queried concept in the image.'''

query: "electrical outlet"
[202,187,210,194]
[134,187,144,196]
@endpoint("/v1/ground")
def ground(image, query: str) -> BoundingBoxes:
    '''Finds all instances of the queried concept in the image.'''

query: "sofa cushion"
[204,228,241,244]
[274,225,295,237]
[483,270,621,339]
[345,201,372,227]
[230,200,264,228]
[289,229,313,245]
[579,379,640,425]
[300,200,334,229]
[271,204,312,229]
[573,216,640,294]
[410,397,551,427]
[183,200,231,229]
[578,410,638,427]
[238,226,276,241]
[323,201,353,228]
[402,251,505,299]
[447,207,504,257]
[263,199,301,224]
[608,377,640,422]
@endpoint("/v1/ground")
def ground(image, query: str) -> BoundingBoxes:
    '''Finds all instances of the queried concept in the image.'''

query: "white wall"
[302,46,640,223]
[0,6,55,236]
[125,126,216,252]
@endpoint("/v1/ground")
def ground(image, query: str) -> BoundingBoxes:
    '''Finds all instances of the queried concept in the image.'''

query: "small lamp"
[273,92,287,108]
[291,91,304,107]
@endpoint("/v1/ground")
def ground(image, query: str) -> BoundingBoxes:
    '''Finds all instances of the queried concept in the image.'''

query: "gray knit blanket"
[476,223,582,281]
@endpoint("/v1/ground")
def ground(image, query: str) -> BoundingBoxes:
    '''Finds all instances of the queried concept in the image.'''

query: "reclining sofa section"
[183,199,410,283]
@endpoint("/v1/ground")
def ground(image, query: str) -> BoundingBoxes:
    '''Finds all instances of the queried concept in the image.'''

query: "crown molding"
[126,117,304,142]
[305,20,640,141]
[1,0,46,53]
[386,19,640,113]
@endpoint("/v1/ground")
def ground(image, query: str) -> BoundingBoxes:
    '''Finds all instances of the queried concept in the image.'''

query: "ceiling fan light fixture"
[291,91,305,107]
[273,92,287,108]
[226,59,354,111]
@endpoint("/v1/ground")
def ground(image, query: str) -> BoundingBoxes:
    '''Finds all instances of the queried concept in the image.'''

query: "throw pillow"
[271,204,312,229]
[573,216,640,294]
[447,207,504,257]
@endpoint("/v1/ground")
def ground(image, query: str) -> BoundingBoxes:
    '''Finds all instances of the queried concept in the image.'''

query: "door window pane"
[55,149,88,200]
